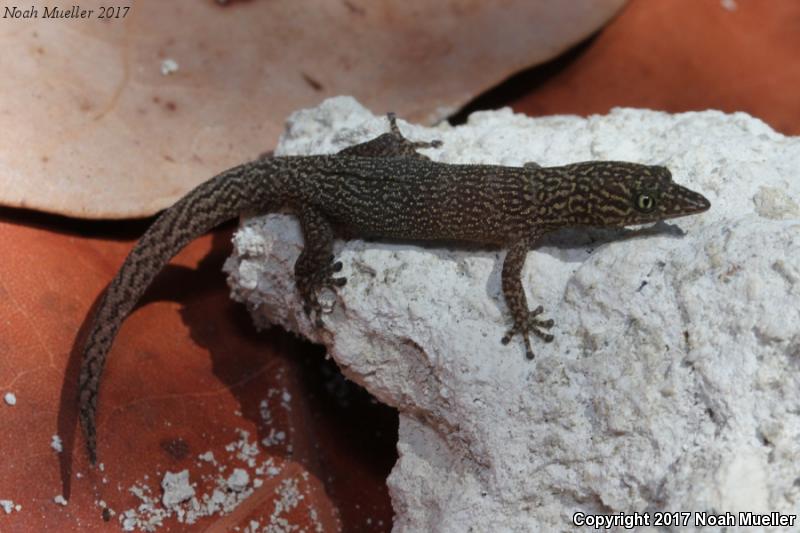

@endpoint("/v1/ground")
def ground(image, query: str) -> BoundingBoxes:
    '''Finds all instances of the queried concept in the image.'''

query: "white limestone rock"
[224,97,800,532]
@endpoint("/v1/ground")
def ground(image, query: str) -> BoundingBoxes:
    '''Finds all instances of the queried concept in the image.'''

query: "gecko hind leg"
[337,113,442,159]
[386,112,443,151]
[299,258,347,326]
[297,252,347,326]
[295,209,347,326]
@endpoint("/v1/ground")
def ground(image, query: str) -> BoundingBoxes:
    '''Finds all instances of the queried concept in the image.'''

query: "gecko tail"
[77,159,279,465]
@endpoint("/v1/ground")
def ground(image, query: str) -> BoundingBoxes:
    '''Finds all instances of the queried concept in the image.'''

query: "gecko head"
[558,162,711,227]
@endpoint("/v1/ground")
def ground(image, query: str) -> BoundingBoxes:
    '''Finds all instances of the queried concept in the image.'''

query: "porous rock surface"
[225,97,800,532]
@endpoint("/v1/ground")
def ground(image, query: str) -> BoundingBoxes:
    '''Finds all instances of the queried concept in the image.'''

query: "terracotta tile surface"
[461,0,800,135]
[0,214,395,531]
[0,0,624,219]
[2,0,798,531]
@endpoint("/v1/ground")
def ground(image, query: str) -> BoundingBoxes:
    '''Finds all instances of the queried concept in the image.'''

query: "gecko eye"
[636,193,656,212]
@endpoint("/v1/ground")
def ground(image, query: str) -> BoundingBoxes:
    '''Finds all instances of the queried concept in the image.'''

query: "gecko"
[77,113,710,464]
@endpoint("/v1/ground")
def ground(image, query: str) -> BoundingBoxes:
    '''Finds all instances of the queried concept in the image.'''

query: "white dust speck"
[51,434,63,453]
[721,0,737,11]
[226,429,260,467]
[198,451,216,463]
[261,429,287,448]
[259,399,272,425]
[53,495,68,506]
[160,58,179,76]
[4,393,16,406]
[265,478,304,531]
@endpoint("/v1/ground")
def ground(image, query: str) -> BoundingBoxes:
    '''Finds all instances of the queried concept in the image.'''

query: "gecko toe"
[298,258,348,324]
[530,326,555,342]
[502,306,554,358]
[417,139,443,149]
[528,317,554,329]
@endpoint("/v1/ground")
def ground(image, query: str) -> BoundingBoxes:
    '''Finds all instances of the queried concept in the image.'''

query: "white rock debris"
[224,97,800,533]
[197,451,215,463]
[118,426,296,531]
[53,494,68,506]
[226,468,250,492]
[225,429,260,467]
[50,434,63,453]
[261,429,286,448]
[0,500,21,514]
[159,58,179,76]
[160,470,195,508]
[263,478,305,532]
[259,399,273,426]
[3,392,16,406]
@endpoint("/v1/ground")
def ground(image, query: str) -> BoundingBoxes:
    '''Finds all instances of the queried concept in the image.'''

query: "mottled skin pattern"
[78,114,710,464]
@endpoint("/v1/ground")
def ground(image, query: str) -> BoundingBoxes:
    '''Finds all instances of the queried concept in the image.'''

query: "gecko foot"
[500,305,555,359]
[298,256,347,326]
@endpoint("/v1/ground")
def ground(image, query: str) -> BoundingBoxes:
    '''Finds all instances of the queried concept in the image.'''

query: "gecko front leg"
[499,236,555,359]
[294,206,347,325]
